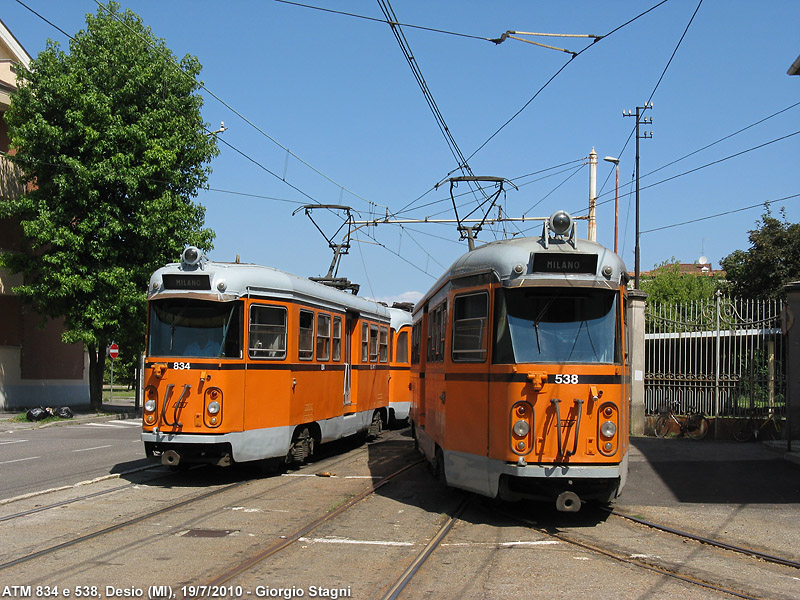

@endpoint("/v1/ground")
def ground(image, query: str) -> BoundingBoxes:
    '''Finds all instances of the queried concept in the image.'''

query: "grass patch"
[9,412,63,424]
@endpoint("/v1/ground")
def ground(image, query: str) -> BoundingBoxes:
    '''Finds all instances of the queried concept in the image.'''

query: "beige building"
[0,18,89,409]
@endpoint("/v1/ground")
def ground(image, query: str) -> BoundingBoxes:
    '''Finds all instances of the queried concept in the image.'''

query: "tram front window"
[148,299,243,358]
[493,288,618,364]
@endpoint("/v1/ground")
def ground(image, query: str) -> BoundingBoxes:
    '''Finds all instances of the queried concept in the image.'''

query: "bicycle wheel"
[654,414,672,438]
[763,419,781,441]
[685,414,709,440]
[732,418,754,442]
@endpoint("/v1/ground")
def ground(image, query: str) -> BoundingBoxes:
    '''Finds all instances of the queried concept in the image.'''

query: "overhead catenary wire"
[84,0,389,214]
[465,0,670,165]
[273,0,491,43]
[601,0,704,194]
[23,0,457,274]
[580,128,800,216]
[376,0,483,193]
[640,193,800,235]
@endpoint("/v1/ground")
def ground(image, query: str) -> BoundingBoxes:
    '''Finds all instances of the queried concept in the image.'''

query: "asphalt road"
[0,418,148,500]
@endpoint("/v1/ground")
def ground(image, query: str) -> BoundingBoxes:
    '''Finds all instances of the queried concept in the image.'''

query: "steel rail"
[0,467,176,523]
[0,438,396,571]
[188,459,425,598]
[0,480,250,571]
[609,508,800,570]
[502,510,767,600]
[380,496,471,600]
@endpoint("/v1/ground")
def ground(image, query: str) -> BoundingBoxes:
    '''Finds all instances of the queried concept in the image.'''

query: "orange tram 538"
[141,247,410,469]
[410,210,631,512]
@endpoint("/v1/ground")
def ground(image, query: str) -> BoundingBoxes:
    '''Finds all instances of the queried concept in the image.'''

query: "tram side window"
[249,304,287,360]
[379,326,389,363]
[427,309,438,362]
[427,303,446,362]
[362,322,369,362]
[396,330,409,364]
[439,305,447,360]
[332,316,342,361]
[370,324,379,362]
[411,322,421,365]
[316,313,331,361]
[452,293,488,362]
[298,310,314,360]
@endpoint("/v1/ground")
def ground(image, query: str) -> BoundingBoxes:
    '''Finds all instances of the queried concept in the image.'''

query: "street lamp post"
[603,156,620,254]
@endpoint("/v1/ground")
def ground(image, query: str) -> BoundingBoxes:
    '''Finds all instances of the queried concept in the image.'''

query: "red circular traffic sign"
[108,343,119,360]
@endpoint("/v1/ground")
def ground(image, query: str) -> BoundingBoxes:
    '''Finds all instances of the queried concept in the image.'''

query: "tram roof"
[416,234,627,311]
[388,306,413,329]
[149,260,392,321]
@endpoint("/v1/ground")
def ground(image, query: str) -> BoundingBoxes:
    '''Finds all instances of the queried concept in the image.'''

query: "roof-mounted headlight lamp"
[181,246,205,269]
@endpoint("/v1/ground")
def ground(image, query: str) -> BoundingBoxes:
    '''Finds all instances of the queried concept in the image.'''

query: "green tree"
[721,207,800,299]
[1,2,217,409]
[640,258,724,304]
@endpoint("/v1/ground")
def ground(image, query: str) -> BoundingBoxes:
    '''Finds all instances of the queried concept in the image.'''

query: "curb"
[0,408,141,433]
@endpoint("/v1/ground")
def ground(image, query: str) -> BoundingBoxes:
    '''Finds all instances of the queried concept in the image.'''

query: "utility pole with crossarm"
[623,103,653,289]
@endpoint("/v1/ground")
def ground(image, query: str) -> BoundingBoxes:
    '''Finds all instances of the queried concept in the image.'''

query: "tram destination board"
[532,252,598,274]
[162,273,212,290]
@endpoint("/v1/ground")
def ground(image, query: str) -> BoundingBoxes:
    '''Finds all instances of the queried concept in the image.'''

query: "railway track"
[494,505,800,600]
[3,434,798,599]
[608,507,800,571]
[0,431,421,592]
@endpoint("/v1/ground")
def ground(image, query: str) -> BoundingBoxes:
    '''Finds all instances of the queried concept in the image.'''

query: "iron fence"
[645,293,785,418]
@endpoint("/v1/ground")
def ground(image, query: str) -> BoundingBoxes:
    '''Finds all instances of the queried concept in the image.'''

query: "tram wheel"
[434,446,447,486]
[288,427,314,465]
[367,411,383,440]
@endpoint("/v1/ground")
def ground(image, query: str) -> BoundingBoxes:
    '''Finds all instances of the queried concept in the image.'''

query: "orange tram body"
[141,247,411,468]
[410,212,630,511]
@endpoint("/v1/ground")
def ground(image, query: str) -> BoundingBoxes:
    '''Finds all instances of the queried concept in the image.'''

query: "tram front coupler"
[556,490,581,512]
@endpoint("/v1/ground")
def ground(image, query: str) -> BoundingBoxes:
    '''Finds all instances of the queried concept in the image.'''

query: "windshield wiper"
[532,297,556,354]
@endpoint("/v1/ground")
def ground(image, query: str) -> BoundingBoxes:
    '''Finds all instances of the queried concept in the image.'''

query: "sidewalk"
[764,439,800,466]
[0,394,141,432]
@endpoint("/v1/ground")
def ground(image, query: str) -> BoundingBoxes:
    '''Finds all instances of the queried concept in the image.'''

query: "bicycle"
[732,410,782,442]
[654,401,710,440]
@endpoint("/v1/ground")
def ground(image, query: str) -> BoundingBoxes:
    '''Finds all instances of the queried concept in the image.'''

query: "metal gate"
[645,293,785,418]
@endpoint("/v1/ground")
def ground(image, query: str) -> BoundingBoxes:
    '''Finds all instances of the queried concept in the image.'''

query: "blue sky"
[4,1,800,303]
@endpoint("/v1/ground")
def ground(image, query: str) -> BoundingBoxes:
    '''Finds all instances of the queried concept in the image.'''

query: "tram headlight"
[600,420,617,438]
[513,420,530,437]
[204,387,223,428]
[510,401,534,457]
[549,210,573,235]
[144,399,156,412]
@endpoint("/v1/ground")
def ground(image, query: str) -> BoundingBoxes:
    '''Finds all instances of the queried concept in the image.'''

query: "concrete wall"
[628,290,647,436]
[783,282,800,442]
[0,346,90,409]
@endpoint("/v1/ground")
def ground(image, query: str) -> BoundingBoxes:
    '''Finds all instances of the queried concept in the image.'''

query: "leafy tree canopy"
[720,206,800,300]
[639,258,724,304]
[1,2,218,407]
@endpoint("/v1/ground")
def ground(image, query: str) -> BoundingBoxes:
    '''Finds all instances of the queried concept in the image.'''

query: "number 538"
[554,374,579,384]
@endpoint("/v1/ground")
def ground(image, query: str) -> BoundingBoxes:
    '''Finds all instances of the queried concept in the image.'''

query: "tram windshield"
[148,299,243,358]
[493,288,619,364]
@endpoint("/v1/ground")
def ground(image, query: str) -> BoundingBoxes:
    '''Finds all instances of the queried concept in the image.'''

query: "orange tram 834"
[410,210,630,512]
[141,247,399,469]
